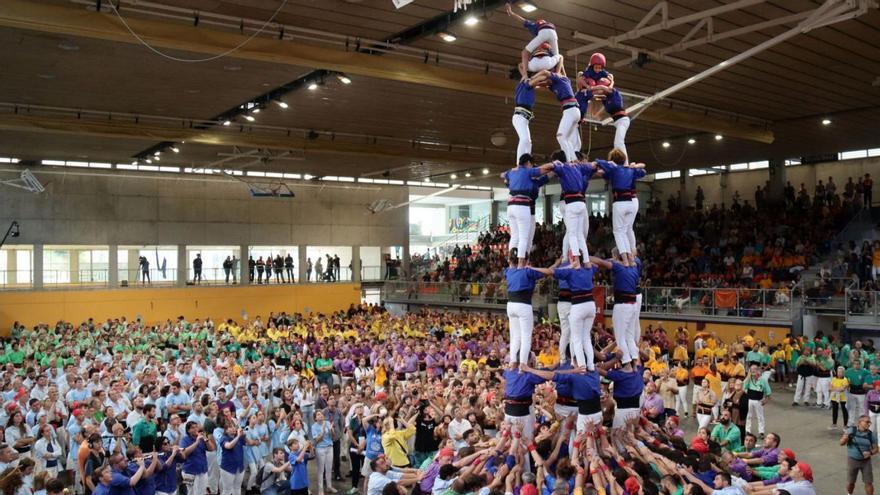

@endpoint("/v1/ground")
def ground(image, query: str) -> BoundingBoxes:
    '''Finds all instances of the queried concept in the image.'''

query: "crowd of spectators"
[0,306,843,495]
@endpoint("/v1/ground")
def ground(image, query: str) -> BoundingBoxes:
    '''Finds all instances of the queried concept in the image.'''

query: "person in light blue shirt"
[288,438,313,495]
[311,410,335,495]
[165,382,191,419]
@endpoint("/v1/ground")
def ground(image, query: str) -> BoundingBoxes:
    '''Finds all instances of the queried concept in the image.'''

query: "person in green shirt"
[743,364,772,437]
[839,343,852,368]
[846,360,870,426]
[315,351,335,386]
[710,410,742,451]
[131,404,158,452]
[7,343,25,366]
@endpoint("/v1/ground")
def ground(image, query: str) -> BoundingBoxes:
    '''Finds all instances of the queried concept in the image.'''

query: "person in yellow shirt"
[672,343,689,364]
[673,363,690,417]
[460,350,479,374]
[705,365,723,418]
[742,330,757,352]
[649,358,668,376]
[536,342,559,369]
[381,414,417,468]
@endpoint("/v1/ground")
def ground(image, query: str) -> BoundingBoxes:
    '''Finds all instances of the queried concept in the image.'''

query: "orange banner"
[714,289,737,309]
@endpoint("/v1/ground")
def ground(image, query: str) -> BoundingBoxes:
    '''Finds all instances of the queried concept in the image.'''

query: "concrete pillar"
[767,158,785,207]
[33,244,43,290]
[239,245,249,285]
[127,249,139,284]
[490,198,499,228]
[298,246,308,283]
[402,243,410,279]
[543,195,553,225]
[679,169,691,208]
[177,245,187,287]
[69,249,80,284]
[109,245,118,287]
[352,245,361,283]
[6,249,16,285]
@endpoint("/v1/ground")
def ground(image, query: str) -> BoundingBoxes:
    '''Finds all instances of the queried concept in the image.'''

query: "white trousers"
[632,294,642,355]
[316,445,333,493]
[527,54,562,73]
[745,399,765,435]
[816,377,831,407]
[507,204,533,258]
[849,394,866,427]
[512,113,532,163]
[569,301,596,370]
[794,375,817,404]
[560,202,590,261]
[525,28,559,57]
[207,450,219,493]
[557,107,582,162]
[613,407,640,429]
[697,413,713,430]
[554,404,578,420]
[612,302,639,363]
[612,199,639,255]
[562,201,589,258]
[528,214,536,258]
[507,302,534,364]
[186,472,208,495]
[505,411,535,442]
[613,116,631,162]
[676,385,689,415]
[557,301,572,362]
[576,412,603,432]
[870,411,880,440]
[691,385,703,412]
[219,468,244,495]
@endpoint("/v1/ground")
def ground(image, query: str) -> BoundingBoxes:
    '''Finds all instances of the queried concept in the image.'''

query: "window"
[43,249,70,284]
[784,159,801,166]
[410,206,446,236]
[840,150,868,160]
[729,163,748,171]
[587,193,607,216]
[869,148,880,157]
[748,161,769,170]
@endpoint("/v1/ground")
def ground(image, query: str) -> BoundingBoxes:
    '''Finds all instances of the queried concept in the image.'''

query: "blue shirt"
[153,453,179,494]
[288,450,310,490]
[596,160,646,190]
[515,81,535,108]
[126,462,156,495]
[547,73,575,102]
[575,90,590,117]
[554,266,595,293]
[505,166,543,196]
[504,267,545,294]
[611,259,641,293]
[108,471,135,495]
[220,434,245,473]
[552,162,588,193]
[607,366,645,399]
[531,175,549,200]
[524,19,554,37]
[554,362,574,397]
[556,261,570,291]
[582,67,609,85]
[554,371,600,401]
[179,434,208,475]
[503,369,545,399]
[311,421,333,449]
[93,484,111,495]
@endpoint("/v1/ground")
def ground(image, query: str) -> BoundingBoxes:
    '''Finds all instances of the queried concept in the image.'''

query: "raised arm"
[589,257,613,270]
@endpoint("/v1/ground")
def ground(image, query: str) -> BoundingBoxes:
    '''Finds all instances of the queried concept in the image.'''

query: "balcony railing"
[383,281,797,321]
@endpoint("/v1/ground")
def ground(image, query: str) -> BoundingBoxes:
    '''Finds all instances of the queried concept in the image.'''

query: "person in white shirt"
[33,424,62,478]
[446,409,471,451]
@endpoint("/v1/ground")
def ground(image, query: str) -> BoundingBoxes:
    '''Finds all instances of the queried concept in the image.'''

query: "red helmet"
[590,52,606,68]
[539,42,551,51]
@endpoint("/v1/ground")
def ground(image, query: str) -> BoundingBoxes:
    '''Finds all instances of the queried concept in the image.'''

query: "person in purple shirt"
[425,345,446,378]
[737,432,781,466]
[335,353,355,380]
[506,1,560,82]
[641,381,666,424]
[595,152,647,267]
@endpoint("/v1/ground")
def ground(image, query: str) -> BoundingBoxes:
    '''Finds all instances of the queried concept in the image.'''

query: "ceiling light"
[308,82,319,90]
[336,74,352,84]
[57,40,80,51]
[171,147,180,153]
[275,100,289,109]
[464,16,479,26]
[425,177,432,183]
[146,159,152,164]
[244,115,255,122]
[715,134,723,141]
[131,161,138,166]
[251,108,260,114]
[662,141,670,149]
[688,138,696,144]
[482,168,489,175]
[520,2,537,12]
[223,65,242,72]
[154,155,161,161]
[822,118,831,126]
[438,32,457,42]
[154,151,161,156]
[222,120,231,126]
[465,172,472,178]
[450,173,458,179]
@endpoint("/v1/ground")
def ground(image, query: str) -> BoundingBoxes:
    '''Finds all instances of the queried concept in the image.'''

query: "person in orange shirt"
[717,355,734,396]
[691,357,710,416]
[743,330,757,352]
[673,362,690,417]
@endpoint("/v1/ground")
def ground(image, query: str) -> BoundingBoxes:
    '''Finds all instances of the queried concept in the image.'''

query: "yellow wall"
[639,318,790,347]
[0,283,361,330]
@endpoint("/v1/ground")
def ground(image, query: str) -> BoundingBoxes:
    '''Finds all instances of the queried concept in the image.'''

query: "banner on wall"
[714,289,738,309]
[448,217,480,233]
[593,286,606,324]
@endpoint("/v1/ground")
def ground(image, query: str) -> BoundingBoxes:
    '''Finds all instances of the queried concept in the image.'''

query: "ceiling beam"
[0,113,509,166]
[0,0,773,144]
